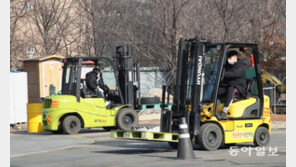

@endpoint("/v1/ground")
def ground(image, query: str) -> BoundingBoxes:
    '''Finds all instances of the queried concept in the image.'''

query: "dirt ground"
[271,114,286,122]
[139,119,160,125]
[10,123,27,131]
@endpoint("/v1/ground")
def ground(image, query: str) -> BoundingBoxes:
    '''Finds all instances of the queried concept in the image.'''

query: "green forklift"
[42,45,162,134]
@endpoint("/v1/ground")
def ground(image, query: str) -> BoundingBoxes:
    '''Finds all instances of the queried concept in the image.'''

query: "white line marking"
[179,133,190,138]
[179,124,188,129]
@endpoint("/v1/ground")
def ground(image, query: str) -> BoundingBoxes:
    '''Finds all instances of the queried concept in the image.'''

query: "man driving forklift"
[86,67,110,106]
[218,50,247,118]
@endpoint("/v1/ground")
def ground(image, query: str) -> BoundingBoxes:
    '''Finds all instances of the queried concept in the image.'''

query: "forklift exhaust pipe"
[177,117,195,159]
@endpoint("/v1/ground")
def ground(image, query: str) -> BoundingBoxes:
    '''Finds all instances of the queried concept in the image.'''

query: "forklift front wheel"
[116,108,138,131]
[198,123,223,151]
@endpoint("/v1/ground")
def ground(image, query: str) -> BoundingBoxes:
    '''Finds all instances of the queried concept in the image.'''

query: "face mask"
[228,58,235,65]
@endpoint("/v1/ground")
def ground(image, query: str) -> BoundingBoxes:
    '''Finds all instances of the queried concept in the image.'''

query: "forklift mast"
[164,37,204,135]
[115,45,141,109]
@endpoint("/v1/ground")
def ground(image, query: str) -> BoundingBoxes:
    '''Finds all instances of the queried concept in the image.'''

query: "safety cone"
[177,117,195,159]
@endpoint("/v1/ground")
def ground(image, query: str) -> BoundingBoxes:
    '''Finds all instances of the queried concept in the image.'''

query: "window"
[202,46,222,101]
[65,66,71,84]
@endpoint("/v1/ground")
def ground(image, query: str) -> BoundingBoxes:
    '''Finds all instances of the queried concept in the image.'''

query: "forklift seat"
[246,79,255,97]
[80,79,98,98]
[218,96,260,118]
[218,78,259,118]
[232,73,256,101]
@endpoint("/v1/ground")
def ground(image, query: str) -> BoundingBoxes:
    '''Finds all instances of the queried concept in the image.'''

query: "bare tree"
[10,0,27,47]
[114,0,192,69]
[10,0,285,75]
[74,0,122,57]
[10,0,28,69]
[31,0,74,55]
[205,0,244,41]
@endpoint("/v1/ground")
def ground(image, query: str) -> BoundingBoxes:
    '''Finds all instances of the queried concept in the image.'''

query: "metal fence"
[139,67,173,95]
[263,86,286,114]
[81,67,173,96]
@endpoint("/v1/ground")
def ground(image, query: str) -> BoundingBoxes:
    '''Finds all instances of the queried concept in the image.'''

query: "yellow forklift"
[112,37,271,151]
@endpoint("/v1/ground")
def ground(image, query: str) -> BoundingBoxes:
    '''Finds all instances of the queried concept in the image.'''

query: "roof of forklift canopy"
[184,38,258,47]
[63,56,113,62]
[203,42,258,47]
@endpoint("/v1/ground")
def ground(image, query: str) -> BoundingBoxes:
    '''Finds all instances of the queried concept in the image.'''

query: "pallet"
[111,130,179,142]
[140,103,172,110]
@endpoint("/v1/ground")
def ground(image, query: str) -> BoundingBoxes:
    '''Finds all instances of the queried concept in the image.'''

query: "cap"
[227,50,239,58]
[92,67,100,72]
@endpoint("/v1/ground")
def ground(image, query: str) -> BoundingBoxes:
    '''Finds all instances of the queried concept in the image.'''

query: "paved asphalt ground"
[10,129,286,167]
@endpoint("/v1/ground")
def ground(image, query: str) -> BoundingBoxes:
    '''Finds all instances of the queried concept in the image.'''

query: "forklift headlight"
[51,101,59,108]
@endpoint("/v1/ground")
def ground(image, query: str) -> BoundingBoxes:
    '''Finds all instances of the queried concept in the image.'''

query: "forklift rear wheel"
[116,108,138,131]
[168,142,178,149]
[198,123,223,151]
[62,115,81,134]
[254,127,270,146]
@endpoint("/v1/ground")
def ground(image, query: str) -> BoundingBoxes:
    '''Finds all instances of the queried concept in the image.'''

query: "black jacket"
[86,71,98,91]
[220,59,247,96]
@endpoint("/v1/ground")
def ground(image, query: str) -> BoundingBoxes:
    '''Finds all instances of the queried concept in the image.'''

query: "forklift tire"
[198,123,223,151]
[254,127,270,147]
[168,142,178,150]
[103,127,117,131]
[62,115,81,134]
[116,108,138,131]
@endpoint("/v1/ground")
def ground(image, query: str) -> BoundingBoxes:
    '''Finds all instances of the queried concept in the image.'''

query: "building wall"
[24,57,63,102]
[10,72,28,124]
[23,61,40,103]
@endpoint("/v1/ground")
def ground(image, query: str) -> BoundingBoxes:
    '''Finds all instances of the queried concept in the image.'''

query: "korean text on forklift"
[42,45,161,134]
[112,36,271,151]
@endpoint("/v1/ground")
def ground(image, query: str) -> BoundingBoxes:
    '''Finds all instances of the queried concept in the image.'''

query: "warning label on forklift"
[232,131,254,139]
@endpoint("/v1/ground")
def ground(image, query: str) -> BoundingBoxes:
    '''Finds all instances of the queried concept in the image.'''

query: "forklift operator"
[85,67,105,99]
[218,50,247,118]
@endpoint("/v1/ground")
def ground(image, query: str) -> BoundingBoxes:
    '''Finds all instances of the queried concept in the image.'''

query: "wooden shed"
[23,54,65,103]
